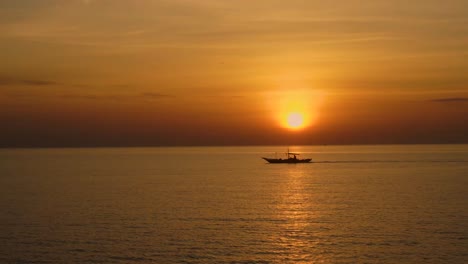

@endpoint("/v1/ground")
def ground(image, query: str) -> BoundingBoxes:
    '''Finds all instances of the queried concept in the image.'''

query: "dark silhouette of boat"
[262,149,312,163]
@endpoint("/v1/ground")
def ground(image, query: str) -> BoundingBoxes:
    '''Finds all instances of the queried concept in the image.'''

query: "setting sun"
[286,112,305,129]
[266,89,323,130]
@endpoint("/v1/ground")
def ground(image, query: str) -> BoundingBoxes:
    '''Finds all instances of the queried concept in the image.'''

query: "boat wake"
[314,160,468,164]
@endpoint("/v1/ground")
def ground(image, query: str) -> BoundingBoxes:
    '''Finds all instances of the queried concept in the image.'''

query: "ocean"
[0,145,467,263]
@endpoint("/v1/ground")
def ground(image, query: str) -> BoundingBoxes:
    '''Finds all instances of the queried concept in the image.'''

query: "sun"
[265,88,323,130]
[286,112,305,129]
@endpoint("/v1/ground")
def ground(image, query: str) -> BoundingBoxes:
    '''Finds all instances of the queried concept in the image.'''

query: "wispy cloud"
[61,92,174,101]
[0,77,58,86]
[205,94,246,99]
[2,0,465,56]
[431,97,468,103]
[141,92,174,98]
[60,94,119,100]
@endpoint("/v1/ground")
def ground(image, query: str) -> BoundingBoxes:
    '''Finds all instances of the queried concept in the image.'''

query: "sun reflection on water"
[269,163,325,263]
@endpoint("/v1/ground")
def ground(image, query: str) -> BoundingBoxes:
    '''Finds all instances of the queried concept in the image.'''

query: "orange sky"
[1,0,467,147]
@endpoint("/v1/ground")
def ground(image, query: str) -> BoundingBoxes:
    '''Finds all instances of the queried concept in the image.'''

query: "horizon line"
[1,142,468,149]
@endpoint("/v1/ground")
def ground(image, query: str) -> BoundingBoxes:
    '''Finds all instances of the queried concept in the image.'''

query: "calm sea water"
[0,145,467,263]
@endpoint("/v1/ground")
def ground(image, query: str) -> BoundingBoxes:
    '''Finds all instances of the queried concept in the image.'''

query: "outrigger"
[262,148,312,163]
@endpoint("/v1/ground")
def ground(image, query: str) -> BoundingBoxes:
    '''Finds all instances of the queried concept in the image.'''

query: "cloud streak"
[141,92,174,98]
[61,92,174,101]
[0,77,58,86]
[431,97,468,103]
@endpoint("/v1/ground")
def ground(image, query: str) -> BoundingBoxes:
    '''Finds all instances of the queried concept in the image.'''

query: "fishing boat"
[262,149,312,163]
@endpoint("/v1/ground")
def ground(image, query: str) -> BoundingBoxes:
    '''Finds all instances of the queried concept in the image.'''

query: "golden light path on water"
[275,163,318,262]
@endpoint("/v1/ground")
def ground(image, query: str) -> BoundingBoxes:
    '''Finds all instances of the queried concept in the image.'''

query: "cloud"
[431,97,468,103]
[0,77,58,86]
[61,94,113,100]
[141,92,174,98]
[205,94,246,99]
[22,80,58,86]
[60,92,174,101]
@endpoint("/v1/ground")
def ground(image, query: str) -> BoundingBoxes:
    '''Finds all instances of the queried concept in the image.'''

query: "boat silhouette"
[262,149,312,163]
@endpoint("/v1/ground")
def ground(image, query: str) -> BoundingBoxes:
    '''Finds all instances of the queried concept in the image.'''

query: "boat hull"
[262,157,312,163]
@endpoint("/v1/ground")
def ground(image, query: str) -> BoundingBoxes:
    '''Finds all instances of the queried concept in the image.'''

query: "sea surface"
[0,145,467,263]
